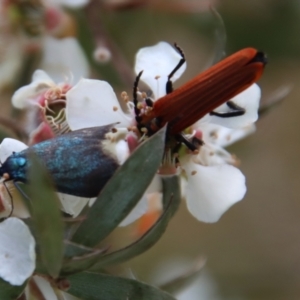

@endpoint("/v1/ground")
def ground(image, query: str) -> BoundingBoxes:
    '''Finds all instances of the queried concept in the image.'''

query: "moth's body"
[0,126,119,197]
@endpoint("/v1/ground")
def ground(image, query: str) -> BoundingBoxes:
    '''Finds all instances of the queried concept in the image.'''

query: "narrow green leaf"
[89,175,181,271]
[67,272,176,300]
[35,241,99,275]
[0,278,26,300]
[71,127,166,247]
[61,247,107,276]
[64,241,95,258]
[27,153,64,278]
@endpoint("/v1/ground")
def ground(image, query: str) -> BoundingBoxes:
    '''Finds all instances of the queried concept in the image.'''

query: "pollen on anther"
[111,128,118,133]
[137,103,143,109]
[191,170,197,176]
[145,106,153,114]
[113,106,118,111]
[155,75,161,80]
[121,91,129,103]
[141,127,148,133]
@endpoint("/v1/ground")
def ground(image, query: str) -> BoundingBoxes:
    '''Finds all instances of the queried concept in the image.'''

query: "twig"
[84,0,136,87]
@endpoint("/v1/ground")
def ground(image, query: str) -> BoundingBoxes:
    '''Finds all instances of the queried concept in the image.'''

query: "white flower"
[65,78,132,130]
[0,218,36,286]
[134,41,261,223]
[135,41,186,99]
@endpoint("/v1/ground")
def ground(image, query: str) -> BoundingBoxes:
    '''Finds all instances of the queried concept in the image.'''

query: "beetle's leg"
[166,43,186,94]
[210,100,245,118]
[133,71,143,120]
[13,181,31,202]
[174,134,204,152]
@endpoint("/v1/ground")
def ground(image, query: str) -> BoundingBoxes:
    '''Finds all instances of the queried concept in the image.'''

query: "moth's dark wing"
[61,125,115,140]
[20,125,120,197]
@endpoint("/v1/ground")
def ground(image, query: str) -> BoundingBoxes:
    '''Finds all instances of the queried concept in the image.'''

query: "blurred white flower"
[47,0,89,8]
[150,258,222,300]
[40,36,89,84]
[0,1,89,91]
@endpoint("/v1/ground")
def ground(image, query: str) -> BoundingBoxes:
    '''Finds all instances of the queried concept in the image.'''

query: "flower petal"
[183,160,246,223]
[0,138,28,162]
[194,143,236,166]
[48,0,89,8]
[119,175,162,227]
[199,122,256,148]
[135,42,186,99]
[0,183,30,219]
[115,139,130,165]
[12,70,54,109]
[33,275,58,299]
[119,195,149,227]
[58,193,90,217]
[0,218,35,285]
[209,84,261,128]
[66,78,131,130]
[40,37,89,83]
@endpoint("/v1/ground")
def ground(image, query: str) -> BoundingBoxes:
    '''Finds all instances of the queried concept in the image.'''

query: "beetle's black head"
[0,154,27,182]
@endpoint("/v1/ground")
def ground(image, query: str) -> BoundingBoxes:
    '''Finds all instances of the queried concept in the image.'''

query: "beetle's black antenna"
[13,181,31,203]
[210,100,245,118]
[166,43,186,94]
[133,70,143,122]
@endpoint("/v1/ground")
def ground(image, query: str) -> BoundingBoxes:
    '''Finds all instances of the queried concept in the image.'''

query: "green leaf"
[67,272,176,300]
[27,153,64,278]
[0,278,26,300]
[63,241,95,258]
[71,127,166,247]
[61,247,107,276]
[89,175,181,271]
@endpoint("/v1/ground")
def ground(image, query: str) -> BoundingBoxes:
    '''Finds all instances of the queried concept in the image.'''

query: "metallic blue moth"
[0,125,119,197]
